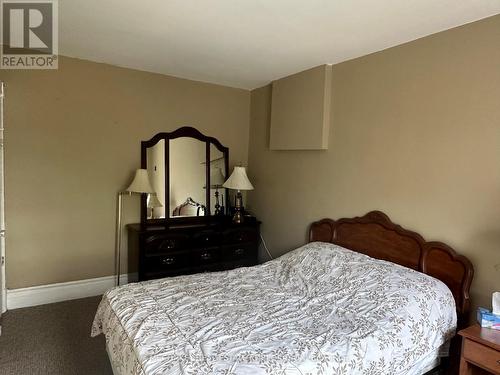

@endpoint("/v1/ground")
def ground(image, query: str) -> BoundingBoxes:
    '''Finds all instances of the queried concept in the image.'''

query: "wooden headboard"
[309,211,474,328]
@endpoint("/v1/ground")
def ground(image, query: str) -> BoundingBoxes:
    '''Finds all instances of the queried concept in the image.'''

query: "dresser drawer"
[193,230,222,247]
[223,228,259,244]
[463,338,500,373]
[144,253,189,272]
[144,234,190,255]
[222,244,256,261]
[191,247,222,266]
[130,219,261,282]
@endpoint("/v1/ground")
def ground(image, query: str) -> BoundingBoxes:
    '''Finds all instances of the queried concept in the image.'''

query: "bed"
[92,211,473,374]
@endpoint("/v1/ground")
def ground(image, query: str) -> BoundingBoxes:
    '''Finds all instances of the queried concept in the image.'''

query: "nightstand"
[458,324,500,374]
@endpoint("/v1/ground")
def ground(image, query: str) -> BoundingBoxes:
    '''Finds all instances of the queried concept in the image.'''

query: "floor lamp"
[115,169,155,286]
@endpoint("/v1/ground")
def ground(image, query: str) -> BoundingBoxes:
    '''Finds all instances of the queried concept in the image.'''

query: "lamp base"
[232,191,244,224]
[232,210,243,224]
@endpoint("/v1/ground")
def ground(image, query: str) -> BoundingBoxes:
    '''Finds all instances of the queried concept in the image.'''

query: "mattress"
[92,242,457,375]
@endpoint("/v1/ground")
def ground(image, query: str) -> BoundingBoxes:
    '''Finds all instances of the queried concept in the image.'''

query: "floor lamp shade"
[125,169,155,194]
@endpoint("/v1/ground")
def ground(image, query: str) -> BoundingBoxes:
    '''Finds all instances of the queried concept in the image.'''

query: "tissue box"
[477,307,500,330]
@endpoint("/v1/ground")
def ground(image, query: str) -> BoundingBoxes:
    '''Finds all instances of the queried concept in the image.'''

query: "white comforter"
[92,242,456,375]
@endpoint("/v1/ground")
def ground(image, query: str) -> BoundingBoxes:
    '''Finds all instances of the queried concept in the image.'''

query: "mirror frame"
[140,126,229,225]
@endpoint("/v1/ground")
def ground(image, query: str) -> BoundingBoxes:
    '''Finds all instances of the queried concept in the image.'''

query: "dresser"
[459,324,500,375]
[127,217,260,281]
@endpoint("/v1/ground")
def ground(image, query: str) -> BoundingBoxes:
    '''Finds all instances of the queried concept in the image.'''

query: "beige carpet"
[0,296,112,375]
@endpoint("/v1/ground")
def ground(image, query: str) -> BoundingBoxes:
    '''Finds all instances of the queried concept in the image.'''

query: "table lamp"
[147,193,163,219]
[211,167,226,215]
[223,166,254,223]
[115,169,156,286]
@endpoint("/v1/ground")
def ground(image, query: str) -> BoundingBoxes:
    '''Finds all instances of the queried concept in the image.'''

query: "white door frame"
[0,81,6,315]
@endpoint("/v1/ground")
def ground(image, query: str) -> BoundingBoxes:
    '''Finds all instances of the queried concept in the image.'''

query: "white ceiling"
[60,0,500,89]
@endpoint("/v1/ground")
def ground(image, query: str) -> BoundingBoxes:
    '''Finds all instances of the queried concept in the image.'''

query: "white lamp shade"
[223,166,254,191]
[211,168,226,186]
[125,169,155,194]
[147,193,163,208]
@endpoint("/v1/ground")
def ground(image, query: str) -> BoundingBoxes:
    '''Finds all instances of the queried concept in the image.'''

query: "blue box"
[477,307,500,330]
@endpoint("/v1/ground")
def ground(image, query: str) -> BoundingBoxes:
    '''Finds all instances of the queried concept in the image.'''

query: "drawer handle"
[497,360,500,365]
[200,252,212,260]
[160,240,175,250]
[234,248,245,256]
[161,257,175,265]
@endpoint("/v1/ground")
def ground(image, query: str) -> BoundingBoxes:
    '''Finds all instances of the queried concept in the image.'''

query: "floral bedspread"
[92,242,456,375]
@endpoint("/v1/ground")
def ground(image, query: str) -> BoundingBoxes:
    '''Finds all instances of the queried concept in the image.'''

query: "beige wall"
[270,64,331,150]
[248,15,500,313]
[1,56,250,289]
[1,15,499,309]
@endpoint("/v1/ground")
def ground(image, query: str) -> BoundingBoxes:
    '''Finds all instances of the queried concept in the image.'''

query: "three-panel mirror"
[141,127,229,222]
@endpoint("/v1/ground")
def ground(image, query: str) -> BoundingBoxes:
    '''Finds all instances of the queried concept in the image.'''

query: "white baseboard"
[6,273,138,310]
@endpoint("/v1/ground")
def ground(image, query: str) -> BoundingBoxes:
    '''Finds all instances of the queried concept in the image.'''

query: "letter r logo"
[9,8,48,49]
[2,1,54,55]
